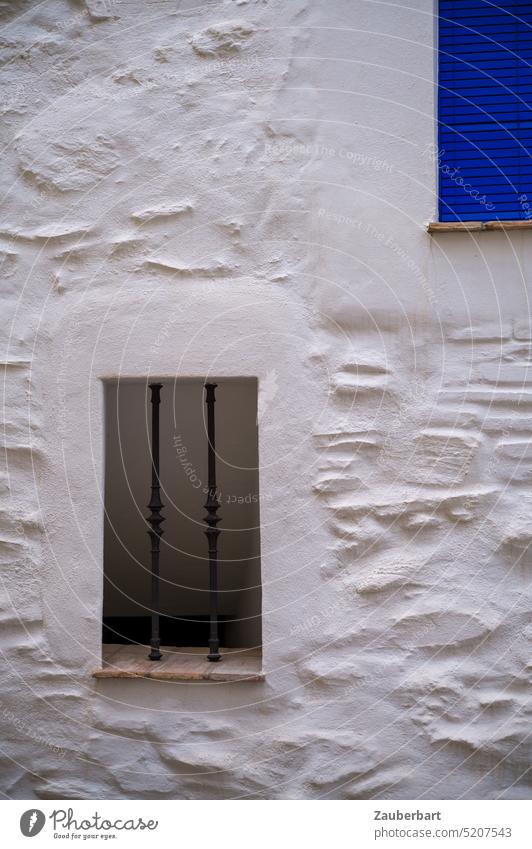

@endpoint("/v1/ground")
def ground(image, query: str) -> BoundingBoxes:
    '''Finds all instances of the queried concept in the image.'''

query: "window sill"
[428,220,532,233]
[93,645,264,682]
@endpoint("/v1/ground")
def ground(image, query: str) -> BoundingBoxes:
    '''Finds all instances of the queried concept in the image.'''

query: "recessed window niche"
[102,378,262,657]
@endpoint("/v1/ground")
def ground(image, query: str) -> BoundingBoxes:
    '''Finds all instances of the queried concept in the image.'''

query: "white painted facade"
[1,0,531,799]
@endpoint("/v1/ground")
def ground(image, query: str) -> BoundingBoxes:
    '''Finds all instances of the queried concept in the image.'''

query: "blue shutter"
[438,0,532,221]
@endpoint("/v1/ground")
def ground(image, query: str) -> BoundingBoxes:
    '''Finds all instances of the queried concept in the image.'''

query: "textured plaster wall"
[0,0,531,799]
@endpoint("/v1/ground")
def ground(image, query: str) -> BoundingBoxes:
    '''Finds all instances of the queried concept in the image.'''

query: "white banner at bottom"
[1,799,530,848]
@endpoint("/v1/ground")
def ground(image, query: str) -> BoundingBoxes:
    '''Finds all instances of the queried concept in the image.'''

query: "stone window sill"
[428,220,532,233]
[93,645,264,682]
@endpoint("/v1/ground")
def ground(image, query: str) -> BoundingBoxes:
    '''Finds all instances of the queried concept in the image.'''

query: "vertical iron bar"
[147,383,164,660]
[204,382,221,661]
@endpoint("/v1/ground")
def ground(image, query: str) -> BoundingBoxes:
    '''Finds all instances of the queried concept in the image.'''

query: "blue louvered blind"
[439,0,532,221]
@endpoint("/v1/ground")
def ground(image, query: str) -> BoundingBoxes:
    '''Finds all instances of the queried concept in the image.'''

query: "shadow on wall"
[103,377,262,649]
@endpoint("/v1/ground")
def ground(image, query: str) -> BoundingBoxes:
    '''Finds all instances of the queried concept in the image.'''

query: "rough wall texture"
[1,0,531,799]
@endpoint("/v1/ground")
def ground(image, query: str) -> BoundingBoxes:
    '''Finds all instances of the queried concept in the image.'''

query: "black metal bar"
[204,382,221,661]
[147,383,164,661]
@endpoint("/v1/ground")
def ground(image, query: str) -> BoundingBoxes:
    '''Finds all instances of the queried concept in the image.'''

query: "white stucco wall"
[1,0,531,799]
